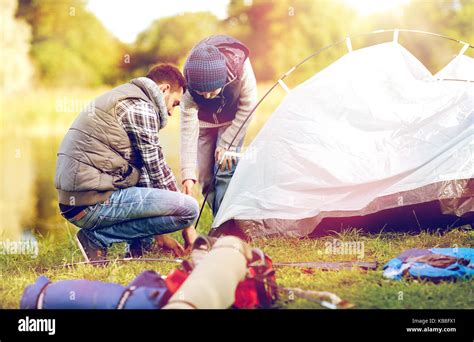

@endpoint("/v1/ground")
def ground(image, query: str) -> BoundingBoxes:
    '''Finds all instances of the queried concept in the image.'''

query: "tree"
[223,0,357,83]
[362,0,473,72]
[224,0,473,81]
[16,0,123,86]
[129,12,220,76]
[0,0,33,93]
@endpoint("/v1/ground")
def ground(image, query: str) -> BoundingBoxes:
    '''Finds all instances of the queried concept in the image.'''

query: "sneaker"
[124,238,156,259]
[124,243,144,259]
[75,229,107,263]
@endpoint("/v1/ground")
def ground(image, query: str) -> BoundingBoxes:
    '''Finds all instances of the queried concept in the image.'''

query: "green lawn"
[0,217,472,309]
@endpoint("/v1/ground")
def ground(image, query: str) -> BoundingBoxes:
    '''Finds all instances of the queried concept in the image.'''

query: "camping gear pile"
[210,31,473,239]
[20,236,280,310]
[383,247,474,281]
[21,235,357,309]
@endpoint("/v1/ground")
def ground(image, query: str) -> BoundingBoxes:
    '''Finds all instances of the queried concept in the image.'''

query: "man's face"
[160,84,184,117]
[196,88,222,100]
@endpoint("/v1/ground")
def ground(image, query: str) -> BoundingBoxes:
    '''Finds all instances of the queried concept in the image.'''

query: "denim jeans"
[64,186,199,249]
[198,125,243,217]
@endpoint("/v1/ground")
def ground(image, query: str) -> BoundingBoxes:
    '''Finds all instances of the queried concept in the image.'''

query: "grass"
[0,221,472,309]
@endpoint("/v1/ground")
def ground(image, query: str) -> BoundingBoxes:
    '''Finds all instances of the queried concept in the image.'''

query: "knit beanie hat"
[185,45,227,92]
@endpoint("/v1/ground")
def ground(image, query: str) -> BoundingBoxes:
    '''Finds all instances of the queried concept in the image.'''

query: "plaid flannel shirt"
[116,98,179,192]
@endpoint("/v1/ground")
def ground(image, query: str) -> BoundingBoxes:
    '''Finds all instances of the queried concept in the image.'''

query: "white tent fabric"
[212,42,473,238]
[436,54,474,81]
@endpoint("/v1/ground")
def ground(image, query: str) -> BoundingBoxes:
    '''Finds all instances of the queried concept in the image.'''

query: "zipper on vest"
[209,75,235,125]
[214,97,226,124]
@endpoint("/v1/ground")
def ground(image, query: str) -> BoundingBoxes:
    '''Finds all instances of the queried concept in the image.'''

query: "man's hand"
[182,179,195,195]
[155,235,185,257]
[215,146,237,171]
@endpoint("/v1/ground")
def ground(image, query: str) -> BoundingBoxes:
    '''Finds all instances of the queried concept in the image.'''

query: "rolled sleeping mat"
[20,270,170,309]
[163,236,252,309]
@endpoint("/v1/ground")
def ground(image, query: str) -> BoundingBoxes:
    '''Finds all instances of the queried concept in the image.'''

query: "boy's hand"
[215,146,237,171]
[182,179,195,195]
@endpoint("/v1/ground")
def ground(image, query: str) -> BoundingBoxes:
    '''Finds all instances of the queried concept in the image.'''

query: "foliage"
[16,0,124,86]
[0,0,33,93]
[131,12,220,75]
[224,0,473,83]
[10,0,474,87]
[224,0,357,83]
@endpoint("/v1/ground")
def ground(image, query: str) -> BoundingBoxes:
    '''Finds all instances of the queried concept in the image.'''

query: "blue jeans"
[198,125,243,217]
[65,187,199,249]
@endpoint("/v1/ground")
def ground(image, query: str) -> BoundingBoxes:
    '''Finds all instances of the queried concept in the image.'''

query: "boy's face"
[196,88,222,99]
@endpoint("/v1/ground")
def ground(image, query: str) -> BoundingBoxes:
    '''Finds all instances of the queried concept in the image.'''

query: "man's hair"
[146,63,186,92]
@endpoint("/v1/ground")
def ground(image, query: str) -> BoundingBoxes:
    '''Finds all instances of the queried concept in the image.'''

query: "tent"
[210,33,473,239]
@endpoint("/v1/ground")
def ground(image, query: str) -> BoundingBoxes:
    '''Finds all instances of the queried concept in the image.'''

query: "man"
[55,64,199,262]
[180,35,257,217]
